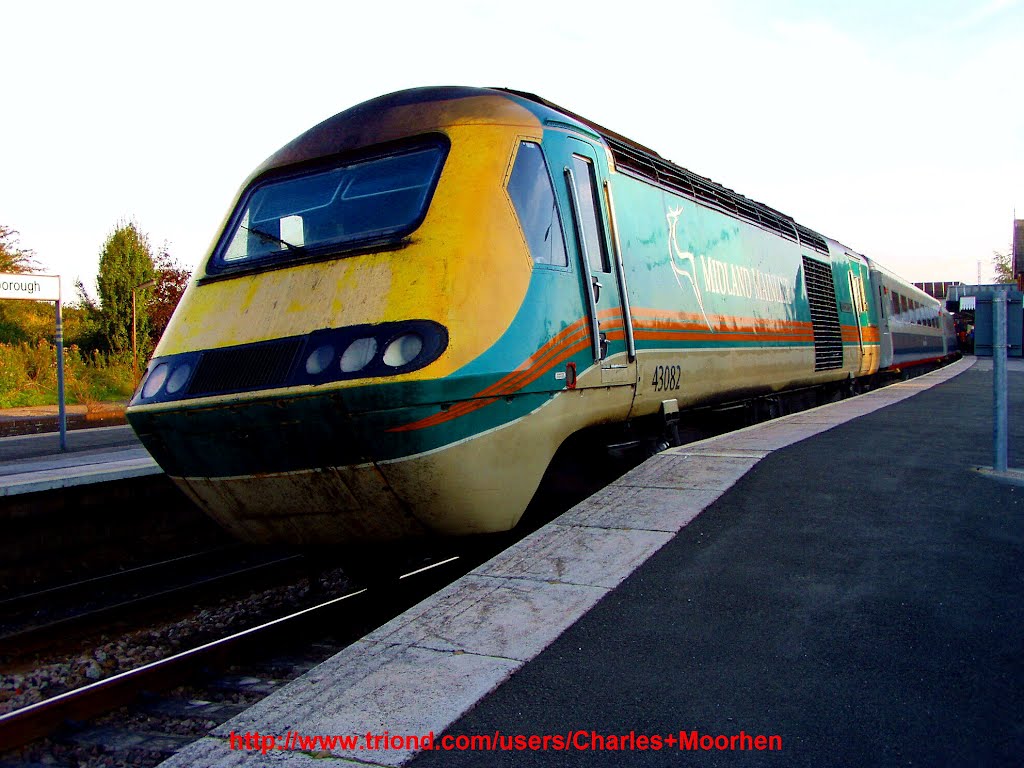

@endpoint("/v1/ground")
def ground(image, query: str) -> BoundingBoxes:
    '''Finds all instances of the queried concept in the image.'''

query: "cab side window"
[506,142,568,267]
[570,155,611,274]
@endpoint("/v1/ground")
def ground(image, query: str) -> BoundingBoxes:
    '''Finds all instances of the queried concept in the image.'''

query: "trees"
[0,221,186,407]
[0,225,39,274]
[95,221,156,357]
[992,249,1014,284]
[0,225,43,344]
[73,222,189,359]
[150,246,191,343]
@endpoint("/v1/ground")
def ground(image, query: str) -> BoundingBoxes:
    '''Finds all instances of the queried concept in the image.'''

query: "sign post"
[993,289,1008,473]
[0,273,67,451]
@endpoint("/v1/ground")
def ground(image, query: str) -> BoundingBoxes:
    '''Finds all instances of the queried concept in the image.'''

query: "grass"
[0,342,137,409]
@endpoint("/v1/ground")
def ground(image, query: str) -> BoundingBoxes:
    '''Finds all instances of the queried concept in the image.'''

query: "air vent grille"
[795,224,829,254]
[187,338,304,396]
[802,256,844,371]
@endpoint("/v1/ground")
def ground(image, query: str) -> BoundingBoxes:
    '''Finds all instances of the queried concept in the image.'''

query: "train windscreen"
[209,140,447,273]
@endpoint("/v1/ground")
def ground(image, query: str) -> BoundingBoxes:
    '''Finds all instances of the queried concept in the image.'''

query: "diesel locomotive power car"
[126,87,956,546]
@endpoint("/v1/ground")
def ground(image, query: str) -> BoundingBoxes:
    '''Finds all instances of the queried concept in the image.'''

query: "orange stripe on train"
[388,308,858,433]
[386,319,595,433]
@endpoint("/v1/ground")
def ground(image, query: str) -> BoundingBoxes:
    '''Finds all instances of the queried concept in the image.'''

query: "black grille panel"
[187,338,303,396]
[802,256,843,371]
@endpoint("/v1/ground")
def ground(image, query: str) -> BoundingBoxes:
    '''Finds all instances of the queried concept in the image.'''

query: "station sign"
[0,270,69,451]
[0,272,61,302]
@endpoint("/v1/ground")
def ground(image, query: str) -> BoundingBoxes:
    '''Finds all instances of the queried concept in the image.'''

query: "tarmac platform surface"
[160,356,1023,767]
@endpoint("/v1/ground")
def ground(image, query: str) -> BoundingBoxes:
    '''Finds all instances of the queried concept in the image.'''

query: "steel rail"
[0,588,368,751]
[0,554,465,753]
[0,546,238,612]
[0,554,305,657]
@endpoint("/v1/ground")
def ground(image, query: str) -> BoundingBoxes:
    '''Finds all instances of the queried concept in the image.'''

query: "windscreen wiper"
[241,225,300,251]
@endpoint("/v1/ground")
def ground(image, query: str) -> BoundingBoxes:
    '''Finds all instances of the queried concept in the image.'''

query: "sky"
[1,0,1021,300]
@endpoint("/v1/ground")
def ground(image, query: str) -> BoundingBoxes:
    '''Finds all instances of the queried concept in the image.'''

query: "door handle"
[592,275,603,303]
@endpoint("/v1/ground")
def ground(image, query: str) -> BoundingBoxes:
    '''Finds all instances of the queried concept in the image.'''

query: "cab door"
[847,259,874,376]
[560,138,637,390]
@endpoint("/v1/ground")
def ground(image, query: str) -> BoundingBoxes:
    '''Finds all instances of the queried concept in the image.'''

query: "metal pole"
[993,289,1008,472]
[132,288,138,378]
[55,299,67,452]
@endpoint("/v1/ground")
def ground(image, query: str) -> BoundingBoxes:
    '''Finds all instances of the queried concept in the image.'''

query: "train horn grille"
[802,255,843,371]
[186,338,304,396]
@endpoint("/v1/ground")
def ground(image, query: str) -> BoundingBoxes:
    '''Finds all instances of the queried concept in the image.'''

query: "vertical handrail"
[848,272,865,366]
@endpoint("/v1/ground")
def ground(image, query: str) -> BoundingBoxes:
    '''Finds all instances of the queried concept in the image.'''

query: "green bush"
[0,342,136,408]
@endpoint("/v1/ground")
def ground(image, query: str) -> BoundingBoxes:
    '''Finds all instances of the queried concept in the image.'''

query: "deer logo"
[667,207,712,330]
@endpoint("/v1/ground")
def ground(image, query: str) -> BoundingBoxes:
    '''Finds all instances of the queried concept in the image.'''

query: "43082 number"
[651,365,682,392]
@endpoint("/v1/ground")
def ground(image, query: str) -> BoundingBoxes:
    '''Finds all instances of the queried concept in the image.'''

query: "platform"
[159,355,1021,766]
[0,426,159,496]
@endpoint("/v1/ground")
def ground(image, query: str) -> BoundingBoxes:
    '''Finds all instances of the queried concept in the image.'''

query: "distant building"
[914,281,961,300]
[946,284,1024,357]
[1014,219,1023,288]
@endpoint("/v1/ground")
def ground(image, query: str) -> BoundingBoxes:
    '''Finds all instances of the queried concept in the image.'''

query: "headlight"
[383,333,423,367]
[305,344,335,375]
[340,338,378,372]
[165,363,192,394]
[141,363,169,398]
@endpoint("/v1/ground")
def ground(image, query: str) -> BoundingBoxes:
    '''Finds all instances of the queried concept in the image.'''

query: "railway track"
[0,547,308,659]
[0,553,471,766]
[0,472,233,604]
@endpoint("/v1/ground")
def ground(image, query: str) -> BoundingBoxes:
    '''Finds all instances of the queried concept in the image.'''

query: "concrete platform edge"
[0,458,161,496]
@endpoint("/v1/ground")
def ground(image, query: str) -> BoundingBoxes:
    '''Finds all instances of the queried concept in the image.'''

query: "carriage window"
[506,142,567,267]
[212,140,447,273]
[570,155,611,273]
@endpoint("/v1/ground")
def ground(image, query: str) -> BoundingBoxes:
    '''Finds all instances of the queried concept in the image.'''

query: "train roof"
[495,89,831,256]
[255,86,834,256]
[863,256,944,306]
[253,86,540,178]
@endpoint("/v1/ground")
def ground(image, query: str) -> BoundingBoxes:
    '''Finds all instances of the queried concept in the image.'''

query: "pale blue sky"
[1,0,1020,298]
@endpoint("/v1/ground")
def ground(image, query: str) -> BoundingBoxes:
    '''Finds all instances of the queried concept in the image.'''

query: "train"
[125,86,957,547]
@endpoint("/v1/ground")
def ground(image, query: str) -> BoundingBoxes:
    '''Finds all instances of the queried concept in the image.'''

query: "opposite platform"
[0,426,159,496]
[161,355,1022,766]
